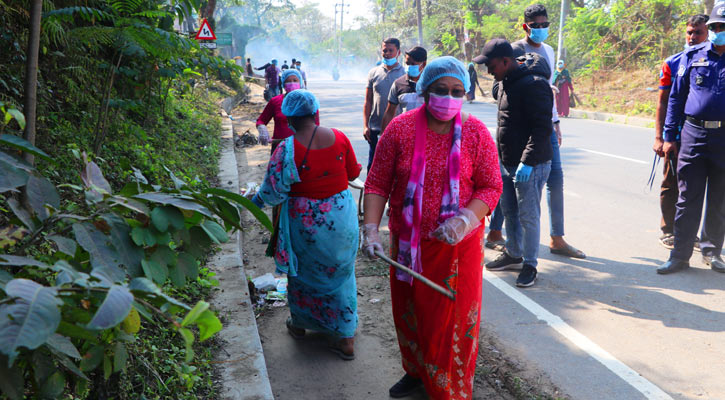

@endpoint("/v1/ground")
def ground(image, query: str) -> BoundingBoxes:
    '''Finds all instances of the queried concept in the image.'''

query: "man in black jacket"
[474,39,553,287]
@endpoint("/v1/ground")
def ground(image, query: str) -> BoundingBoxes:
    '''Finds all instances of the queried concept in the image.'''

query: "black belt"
[686,116,724,129]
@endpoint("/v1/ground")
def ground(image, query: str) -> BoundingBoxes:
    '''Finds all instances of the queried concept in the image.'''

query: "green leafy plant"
[0,136,271,398]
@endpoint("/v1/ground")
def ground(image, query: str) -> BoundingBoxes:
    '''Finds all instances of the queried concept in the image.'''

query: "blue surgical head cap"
[281,89,319,117]
[415,56,471,95]
[281,69,305,88]
[271,59,278,65]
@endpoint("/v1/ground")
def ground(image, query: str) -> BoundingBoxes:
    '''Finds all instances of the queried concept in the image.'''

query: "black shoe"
[389,374,423,398]
[703,255,725,273]
[485,252,523,271]
[516,265,537,287]
[657,258,689,274]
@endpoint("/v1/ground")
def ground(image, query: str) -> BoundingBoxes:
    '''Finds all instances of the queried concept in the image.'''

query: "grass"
[573,68,658,118]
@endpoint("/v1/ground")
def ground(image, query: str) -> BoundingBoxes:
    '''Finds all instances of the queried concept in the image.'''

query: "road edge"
[209,111,274,400]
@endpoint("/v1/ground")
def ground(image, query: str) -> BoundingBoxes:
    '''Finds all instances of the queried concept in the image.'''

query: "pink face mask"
[285,82,301,92]
[426,93,464,121]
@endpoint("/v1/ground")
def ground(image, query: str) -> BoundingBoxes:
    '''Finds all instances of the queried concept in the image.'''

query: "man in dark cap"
[658,5,725,274]
[380,46,428,133]
[474,39,553,288]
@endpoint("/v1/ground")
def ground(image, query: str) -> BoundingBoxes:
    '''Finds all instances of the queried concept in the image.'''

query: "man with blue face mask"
[364,38,405,170]
[380,46,427,133]
[658,4,725,275]
[498,3,586,260]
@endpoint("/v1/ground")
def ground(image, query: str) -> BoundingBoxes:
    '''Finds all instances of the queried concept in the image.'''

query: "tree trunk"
[705,0,714,14]
[22,0,42,166]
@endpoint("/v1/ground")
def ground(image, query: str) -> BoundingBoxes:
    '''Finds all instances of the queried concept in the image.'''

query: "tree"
[22,0,42,166]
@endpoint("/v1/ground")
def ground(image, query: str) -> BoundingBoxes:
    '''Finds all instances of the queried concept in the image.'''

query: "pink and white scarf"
[396,106,462,283]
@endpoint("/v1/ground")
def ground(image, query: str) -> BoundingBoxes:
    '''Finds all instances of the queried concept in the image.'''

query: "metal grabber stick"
[374,250,455,301]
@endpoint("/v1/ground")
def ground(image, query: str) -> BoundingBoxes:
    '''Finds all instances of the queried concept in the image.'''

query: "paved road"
[312,78,725,400]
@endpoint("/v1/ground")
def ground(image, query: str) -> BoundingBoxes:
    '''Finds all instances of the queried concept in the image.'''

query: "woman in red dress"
[362,56,502,399]
[256,69,319,151]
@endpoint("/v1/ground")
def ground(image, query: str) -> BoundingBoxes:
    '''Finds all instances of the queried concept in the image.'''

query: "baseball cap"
[708,3,725,25]
[405,46,428,62]
[473,38,513,65]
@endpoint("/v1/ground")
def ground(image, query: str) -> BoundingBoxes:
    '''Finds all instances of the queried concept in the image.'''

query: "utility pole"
[416,0,423,46]
[335,0,349,67]
[556,0,569,63]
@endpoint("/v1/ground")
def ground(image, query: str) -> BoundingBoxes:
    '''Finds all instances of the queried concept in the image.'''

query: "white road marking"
[577,148,648,164]
[482,271,674,400]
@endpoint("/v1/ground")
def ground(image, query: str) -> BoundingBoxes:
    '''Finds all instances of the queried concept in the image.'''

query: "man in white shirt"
[508,4,586,259]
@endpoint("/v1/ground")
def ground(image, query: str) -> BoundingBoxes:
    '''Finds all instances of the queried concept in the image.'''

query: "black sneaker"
[659,233,674,249]
[389,374,423,398]
[485,252,523,271]
[516,265,537,287]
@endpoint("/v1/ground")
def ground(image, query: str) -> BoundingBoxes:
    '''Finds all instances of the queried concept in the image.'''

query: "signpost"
[194,19,217,50]
[217,33,232,47]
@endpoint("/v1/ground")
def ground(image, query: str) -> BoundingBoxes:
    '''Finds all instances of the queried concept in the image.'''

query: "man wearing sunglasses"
[658,5,725,275]
[508,4,586,260]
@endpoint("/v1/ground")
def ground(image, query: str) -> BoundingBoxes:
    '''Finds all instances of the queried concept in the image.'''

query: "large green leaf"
[202,187,273,231]
[80,160,112,194]
[200,219,228,244]
[0,159,29,193]
[46,333,81,360]
[0,151,32,172]
[151,205,185,232]
[0,279,62,364]
[176,252,198,280]
[87,285,133,330]
[47,235,77,256]
[102,214,143,276]
[195,310,222,341]
[25,176,60,220]
[141,259,167,284]
[52,260,90,287]
[0,134,51,161]
[180,301,209,327]
[7,198,35,230]
[0,255,50,269]
[0,355,23,399]
[134,192,213,218]
[72,223,124,284]
[127,277,161,295]
[0,270,12,290]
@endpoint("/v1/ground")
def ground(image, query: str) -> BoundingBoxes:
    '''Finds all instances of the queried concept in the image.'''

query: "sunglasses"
[709,23,725,31]
[527,22,550,29]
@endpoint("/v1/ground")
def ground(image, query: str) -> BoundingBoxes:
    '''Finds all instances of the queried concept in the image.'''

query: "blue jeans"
[489,204,504,231]
[367,130,380,171]
[547,130,565,237]
[500,161,551,268]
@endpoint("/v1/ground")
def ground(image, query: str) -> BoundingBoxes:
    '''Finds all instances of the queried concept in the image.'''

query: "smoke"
[245,35,376,83]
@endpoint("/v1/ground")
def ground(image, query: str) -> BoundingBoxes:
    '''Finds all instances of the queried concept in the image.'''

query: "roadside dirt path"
[229,82,565,400]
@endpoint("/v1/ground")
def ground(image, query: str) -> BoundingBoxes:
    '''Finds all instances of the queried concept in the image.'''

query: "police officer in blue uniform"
[658,4,725,274]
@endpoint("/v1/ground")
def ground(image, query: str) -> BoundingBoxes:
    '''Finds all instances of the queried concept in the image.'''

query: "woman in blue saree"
[252,90,362,360]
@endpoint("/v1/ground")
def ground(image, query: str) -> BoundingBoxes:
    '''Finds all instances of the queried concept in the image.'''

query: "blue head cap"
[281,69,305,88]
[281,89,319,117]
[415,56,470,95]
[271,59,278,65]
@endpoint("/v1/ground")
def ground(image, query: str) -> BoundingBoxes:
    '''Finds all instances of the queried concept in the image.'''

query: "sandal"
[485,240,505,252]
[328,338,355,361]
[550,244,586,259]
[286,317,305,339]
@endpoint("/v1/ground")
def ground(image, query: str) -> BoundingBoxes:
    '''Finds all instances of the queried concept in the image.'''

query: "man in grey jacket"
[475,39,553,288]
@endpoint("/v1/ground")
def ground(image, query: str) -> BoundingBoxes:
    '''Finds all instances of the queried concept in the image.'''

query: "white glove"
[362,223,383,259]
[257,125,270,146]
[432,208,480,245]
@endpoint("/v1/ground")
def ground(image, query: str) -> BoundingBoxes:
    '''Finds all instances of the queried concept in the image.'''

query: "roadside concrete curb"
[475,95,654,129]
[209,112,274,400]
[567,108,654,128]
